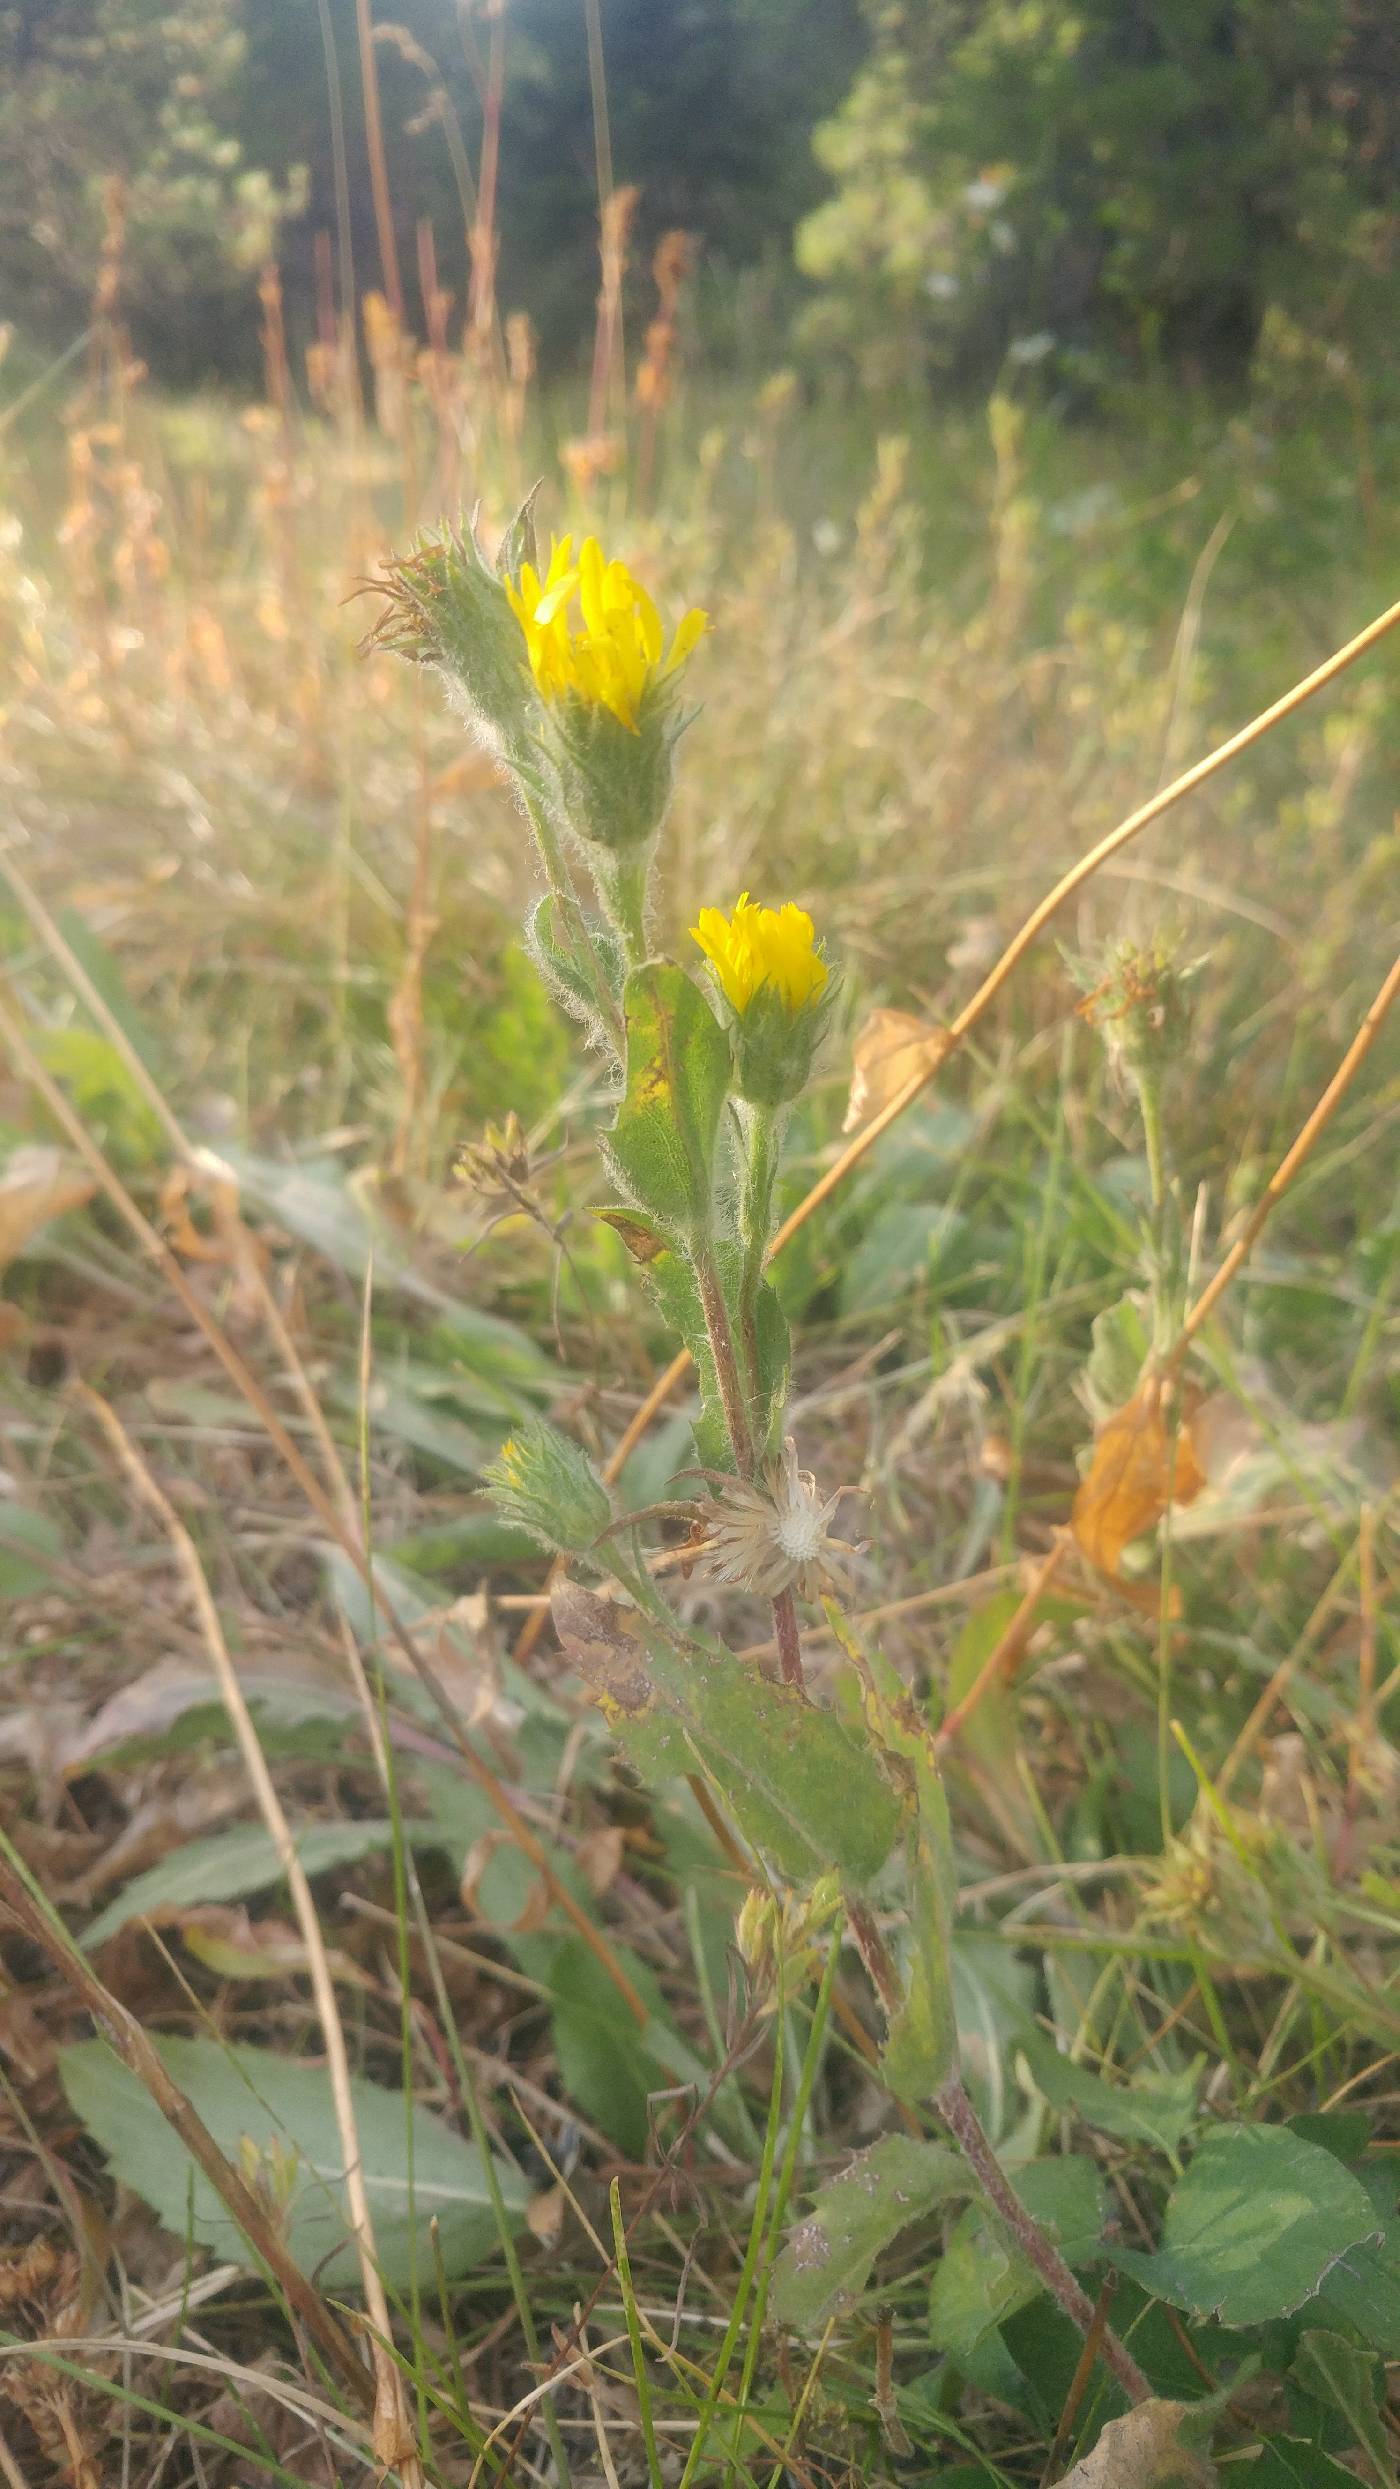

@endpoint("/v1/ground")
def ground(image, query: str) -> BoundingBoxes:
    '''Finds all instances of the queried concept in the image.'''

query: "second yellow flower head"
[691,892,828,1017]
[504,534,707,733]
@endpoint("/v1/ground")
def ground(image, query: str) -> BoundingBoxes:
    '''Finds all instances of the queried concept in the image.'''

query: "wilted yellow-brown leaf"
[0,1147,95,1270]
[525,2182,567,2248]
[1058,2397,1216,2488]
[843,1008,949,1133]
[1071,1379,1206,1583]
[576,1824,626,1897]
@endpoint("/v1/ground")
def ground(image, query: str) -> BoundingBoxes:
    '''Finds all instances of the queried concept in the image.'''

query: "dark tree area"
[0,0,863,385]
[1,0,1396,393]
[798,0,1400,392]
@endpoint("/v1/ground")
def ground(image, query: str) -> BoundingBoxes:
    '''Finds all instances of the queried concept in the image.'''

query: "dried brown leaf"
[0,1147,94,1269]
[551,1580,655,1715]
[575,1824,626,1897]
[1071,1379,1206,1584]
[525,2182,567,2248]
[1057,2398,1215,2487]
[843,1008,948,1134]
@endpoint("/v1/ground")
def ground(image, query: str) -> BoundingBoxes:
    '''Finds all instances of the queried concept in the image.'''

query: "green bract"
[484,1417,612,1557]
[729,972,838,1107]
[541,689,683,856]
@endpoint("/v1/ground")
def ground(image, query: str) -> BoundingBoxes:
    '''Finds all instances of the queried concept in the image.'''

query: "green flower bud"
[540,693,682,855]
[485,1417,613,1557]
[364,505,538,757]
[690,893,836,1106]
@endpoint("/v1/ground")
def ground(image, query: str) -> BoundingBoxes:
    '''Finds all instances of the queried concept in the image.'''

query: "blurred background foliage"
[3,0,1397,397]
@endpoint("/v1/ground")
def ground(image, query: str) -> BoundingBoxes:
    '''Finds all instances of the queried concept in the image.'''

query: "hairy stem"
[522,789,624,1053]
[597,847,651,969]
[735,1103,809,1688]
[934,2073,1152,2406]
[694,1248,756,1480]
[737,1099,781,1408]
[771,1586,806,1691]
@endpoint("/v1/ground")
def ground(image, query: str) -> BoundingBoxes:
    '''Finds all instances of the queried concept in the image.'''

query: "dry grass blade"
[1169,945,1400,1362]
[0,1852,372,2414]
[72,1384,425,2483]
[0,984,651,2026]
[934,1540,1069,1755]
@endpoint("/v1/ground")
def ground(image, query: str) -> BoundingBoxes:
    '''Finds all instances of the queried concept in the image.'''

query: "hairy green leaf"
[603,963,730,1236]
[553,1582,904,1889]
[929,2158,1107,2360]
[772,2135,966,2330]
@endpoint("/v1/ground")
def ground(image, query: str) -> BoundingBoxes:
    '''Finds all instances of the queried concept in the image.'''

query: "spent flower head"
[1072,933,1201,1082]
[705,1438,857,1603]
[362,518,536,756]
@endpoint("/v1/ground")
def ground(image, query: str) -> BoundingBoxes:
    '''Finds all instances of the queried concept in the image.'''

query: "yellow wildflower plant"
[691,892,829,1016]
[504,533,708,733]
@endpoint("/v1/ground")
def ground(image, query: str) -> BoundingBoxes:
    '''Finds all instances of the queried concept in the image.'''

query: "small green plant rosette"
[484,1417,612,1557]
[728,973,838,1108]
[370,511,539,760]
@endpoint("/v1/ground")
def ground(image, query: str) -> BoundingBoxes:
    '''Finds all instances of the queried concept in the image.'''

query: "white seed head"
[704,1439,856,1602]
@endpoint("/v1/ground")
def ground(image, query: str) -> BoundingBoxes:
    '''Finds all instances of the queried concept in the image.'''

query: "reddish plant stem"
[694,1250,757,1481]
[771,1587,806,1692]
[934,2073,1152,2407]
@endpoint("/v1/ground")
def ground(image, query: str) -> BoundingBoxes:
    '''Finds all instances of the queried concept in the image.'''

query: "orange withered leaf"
[0,1147,94,1269]
[843,1007,949,1133]
[1071,1378,1206,1582]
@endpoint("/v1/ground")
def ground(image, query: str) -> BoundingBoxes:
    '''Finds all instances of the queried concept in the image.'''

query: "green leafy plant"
[378,498,1160,2411]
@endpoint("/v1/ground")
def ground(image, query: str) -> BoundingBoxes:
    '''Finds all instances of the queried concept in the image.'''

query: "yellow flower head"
[690,892,829,1017]
[503,533,707,733]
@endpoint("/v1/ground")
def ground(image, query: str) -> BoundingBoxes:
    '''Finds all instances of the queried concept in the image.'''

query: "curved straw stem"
[1168,946,1400,1366]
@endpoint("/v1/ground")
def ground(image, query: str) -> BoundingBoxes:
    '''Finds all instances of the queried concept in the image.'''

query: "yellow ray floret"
[690,893,828,1016]
[503,532,707,732]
